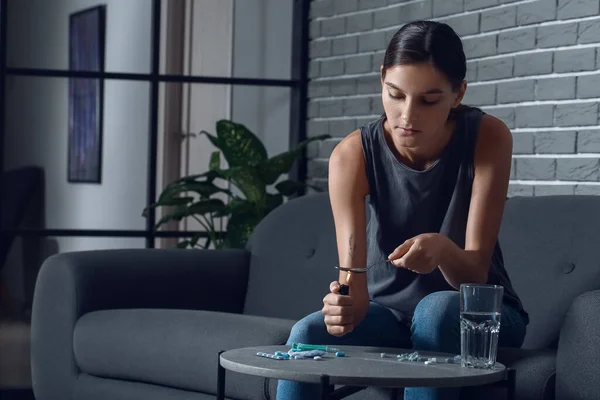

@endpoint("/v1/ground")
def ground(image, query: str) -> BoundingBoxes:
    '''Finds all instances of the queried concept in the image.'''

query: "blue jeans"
[276,291,527,400]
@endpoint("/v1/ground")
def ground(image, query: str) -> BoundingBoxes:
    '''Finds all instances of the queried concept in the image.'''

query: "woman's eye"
[388,92,439,105]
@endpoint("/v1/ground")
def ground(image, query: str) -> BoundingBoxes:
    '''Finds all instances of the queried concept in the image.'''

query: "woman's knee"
[499,305,527,348]
[411,291,460,352]
[287,311,329,345]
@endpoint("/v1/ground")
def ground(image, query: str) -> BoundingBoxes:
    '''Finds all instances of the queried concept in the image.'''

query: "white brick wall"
[306,0,600,196]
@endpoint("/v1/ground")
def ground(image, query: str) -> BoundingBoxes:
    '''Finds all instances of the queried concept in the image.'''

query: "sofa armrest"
[30,248,250,400]
[556,289,600,400]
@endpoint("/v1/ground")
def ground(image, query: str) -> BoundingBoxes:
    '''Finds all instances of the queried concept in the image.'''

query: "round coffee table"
[217,345,515,400]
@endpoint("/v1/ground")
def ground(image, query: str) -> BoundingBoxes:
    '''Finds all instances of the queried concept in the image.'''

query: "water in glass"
[460,310,501,369]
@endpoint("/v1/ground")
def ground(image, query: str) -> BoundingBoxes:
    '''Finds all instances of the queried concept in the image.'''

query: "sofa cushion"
[75,373,231,400]
[73,309,295,400]
[499,195,600,349]
[462,348,556,400]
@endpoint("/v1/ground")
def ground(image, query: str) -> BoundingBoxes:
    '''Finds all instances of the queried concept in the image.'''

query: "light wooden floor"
[0,319,31,389]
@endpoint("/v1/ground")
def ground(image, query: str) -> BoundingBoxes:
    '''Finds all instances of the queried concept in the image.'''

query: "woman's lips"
[398,127,420,135]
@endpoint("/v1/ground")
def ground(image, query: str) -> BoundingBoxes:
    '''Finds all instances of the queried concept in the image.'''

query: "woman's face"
[380,63,466,150]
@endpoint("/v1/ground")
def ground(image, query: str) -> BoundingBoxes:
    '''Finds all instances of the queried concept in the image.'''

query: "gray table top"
[220,345,507,388]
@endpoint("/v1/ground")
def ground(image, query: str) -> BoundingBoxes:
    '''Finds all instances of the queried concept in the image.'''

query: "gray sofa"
[31,193,600,400]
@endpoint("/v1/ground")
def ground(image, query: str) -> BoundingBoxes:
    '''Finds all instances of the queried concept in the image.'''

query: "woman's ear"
[452,80,467,108]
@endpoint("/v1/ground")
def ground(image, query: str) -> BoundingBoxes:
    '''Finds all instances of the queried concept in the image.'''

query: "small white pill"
[314,356,322,360]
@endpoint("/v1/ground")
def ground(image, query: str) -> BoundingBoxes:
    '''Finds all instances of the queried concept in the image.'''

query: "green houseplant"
[143,119,329,249]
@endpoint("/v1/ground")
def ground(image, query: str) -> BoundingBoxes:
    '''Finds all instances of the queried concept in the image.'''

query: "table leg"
[217,350,225,400]
[506,368,516,400]
[320,375,332,400]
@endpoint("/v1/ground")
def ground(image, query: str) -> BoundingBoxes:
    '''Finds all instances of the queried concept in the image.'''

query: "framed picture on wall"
[67,5,106,183]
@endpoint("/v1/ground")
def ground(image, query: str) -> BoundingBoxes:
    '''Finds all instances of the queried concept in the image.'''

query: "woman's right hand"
[322,281,355,337]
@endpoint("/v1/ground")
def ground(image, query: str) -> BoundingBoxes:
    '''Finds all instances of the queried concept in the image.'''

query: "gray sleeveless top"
[360,106,529,325]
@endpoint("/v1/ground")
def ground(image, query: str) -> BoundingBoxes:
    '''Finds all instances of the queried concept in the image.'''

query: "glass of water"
[460,284,503,369]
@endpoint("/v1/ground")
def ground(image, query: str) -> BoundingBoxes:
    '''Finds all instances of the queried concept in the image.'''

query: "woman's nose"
[401,102,418,123]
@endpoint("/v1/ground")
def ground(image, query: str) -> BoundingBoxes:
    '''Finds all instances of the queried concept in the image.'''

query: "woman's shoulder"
[470,109,513,162]
[458,104,511,141]
[331,129,363,164]
[332,115,385,158]
[450,105,511,165]
[477,113,512,148]
[329,129,370,196]
[454,105,510,139]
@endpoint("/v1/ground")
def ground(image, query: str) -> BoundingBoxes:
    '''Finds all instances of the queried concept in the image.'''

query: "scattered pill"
[255,352,286,360]
[396,351,421,361]
[314,356,322,360]
[335,351,345,357]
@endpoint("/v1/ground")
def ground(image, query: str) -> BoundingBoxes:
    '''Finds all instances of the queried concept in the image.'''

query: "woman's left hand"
[388,233,451,274]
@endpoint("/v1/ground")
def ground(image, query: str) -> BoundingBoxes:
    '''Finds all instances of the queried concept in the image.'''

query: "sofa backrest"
[244,193,600,350]
[243,193,339,321]
[498,195,600,349]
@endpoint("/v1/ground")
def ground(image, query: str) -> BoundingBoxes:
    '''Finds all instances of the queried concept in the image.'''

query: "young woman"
[277,20,529,400]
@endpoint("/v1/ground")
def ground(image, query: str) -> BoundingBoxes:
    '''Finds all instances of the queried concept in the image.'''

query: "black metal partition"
[0,0,309,248]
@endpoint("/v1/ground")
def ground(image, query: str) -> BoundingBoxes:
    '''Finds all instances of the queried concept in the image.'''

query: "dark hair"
[381,21,466,91]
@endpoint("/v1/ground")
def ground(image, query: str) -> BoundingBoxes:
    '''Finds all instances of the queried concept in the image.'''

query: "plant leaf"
[141,195,195,218]
[162,170,222,190]
[275,180,306,197]
[188,232,206,249]
[227,197,254,214]
[218,197,261,249]
[154,205,190,229]
[152,199,226,230]
[298,134,331,146]
[257,152,294,185]
[258,135,331,184]
[266,193,283,213]
[212,120,268,168]
[219,166,266,204]
[226,208,261,249]
[177,240,191,248]
[187,198,227,215]
[158,182,230,204]
[209,151,221,171]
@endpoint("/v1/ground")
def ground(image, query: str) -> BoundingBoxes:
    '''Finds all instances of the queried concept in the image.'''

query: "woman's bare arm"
[328,130,371,322]
[437,114,513,288]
